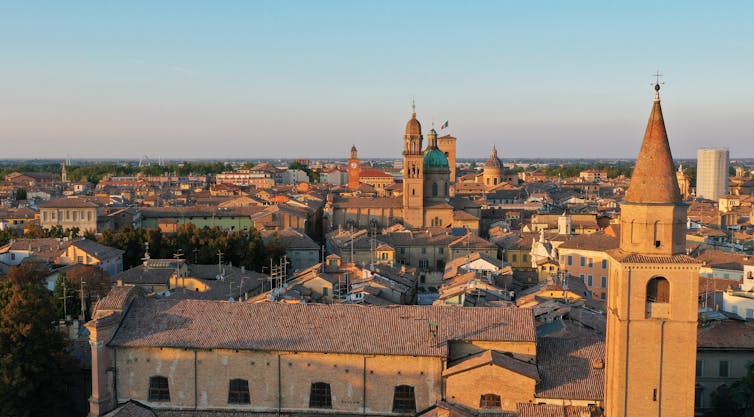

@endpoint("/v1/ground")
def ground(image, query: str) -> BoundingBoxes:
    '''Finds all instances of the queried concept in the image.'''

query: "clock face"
[351,162,357,168]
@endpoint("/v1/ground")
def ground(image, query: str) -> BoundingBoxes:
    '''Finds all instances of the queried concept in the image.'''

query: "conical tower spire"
[624,83,681,204]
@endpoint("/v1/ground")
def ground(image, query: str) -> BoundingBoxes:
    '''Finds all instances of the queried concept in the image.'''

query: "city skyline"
[2,1,753,159]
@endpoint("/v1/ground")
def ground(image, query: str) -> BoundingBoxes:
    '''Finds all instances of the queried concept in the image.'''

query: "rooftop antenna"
[217,250,224,277]
[173,249,184,281]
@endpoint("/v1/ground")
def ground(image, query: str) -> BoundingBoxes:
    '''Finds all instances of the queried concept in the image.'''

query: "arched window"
[228,378,250,404]
[148,376,170,402]
[480,393,501,409]
[647,277,670,303]
[494,178,498,185]
[309,382,332,408]
[412,188,415,196]
[392,385,416,413]
[432,182,438,197]
[444,182,449,196]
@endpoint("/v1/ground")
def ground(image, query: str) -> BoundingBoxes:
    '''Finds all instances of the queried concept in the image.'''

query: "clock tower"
[348,145,361,190]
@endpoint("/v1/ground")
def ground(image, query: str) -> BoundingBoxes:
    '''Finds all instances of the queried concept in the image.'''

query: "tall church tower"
[347,145,360,190]
[605,83,701,417]
[403,104,424,228]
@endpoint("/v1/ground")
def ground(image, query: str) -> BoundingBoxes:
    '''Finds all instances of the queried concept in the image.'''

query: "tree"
[14,188,27,201]
[63,265,112,320]
[0,261,76,416]
[707,362,754,417]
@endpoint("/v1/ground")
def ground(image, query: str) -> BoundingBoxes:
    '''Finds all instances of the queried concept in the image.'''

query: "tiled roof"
[698,320,754,349]
[610,251,700,264]
[103,401,156,417]
[536,334,605,400]
[558,233,619,251]
[94,285,143,313]
[517,403,602,417]
[110,300,535,357]
[38,197,100,208]
[332,196,403,209]
[71,239,124,260]
[444,349,539,380]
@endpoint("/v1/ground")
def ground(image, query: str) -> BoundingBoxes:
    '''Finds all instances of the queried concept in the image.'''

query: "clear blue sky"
[1,1,753,159]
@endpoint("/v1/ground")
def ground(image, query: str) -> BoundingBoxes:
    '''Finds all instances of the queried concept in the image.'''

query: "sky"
[1,1,753,160]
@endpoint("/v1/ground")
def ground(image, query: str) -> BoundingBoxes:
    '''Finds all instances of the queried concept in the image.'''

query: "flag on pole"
[440,120,449,129]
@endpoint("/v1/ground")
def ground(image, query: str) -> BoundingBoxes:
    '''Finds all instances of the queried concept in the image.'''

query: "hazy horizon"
[2,1,753,159]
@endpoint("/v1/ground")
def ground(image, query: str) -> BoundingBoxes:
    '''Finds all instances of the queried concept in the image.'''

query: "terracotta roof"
[71,239,124,260]
[94,285,144,314]
[38,197,100,208]
[609,250,700,264]
[359,168,393,178]
[331,196,403,209]
[695,249,754,269]
[110,300,536,357]
[698,320,754,349]
[517,403,602,417]
[557,233,619,251]
[624,88,682,204]
[444,349,539,380]
[536,334,605,400]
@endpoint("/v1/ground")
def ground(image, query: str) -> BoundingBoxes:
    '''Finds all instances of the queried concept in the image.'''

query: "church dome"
[484,146,503,170]
[424,147,449,168]
[405,113,422,136]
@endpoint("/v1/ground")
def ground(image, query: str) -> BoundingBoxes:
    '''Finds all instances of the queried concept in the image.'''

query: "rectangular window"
[511,254,517,262]
[588,275,593,286]
[602,259,608,269]
[392,385,416,413]
[73,211,77,221]
[148,376,170,402]
[588,258,593,268]
[748,309,754,319]
[580,274,585,282]
[87,210,92,221]
[480,393,501,409]
[600,292,606,300]
[719,360,729,377]
[66,210,70,220]
[696,360,704,377]
[421,247,426,254]
[732,306,739,315]
[228,379,250,404]
[309,382,332,408]
[438,248,443,254]
[601,276,607,288]
[43,211,48,221]
[323,288,329,297]
[568,255,573,266]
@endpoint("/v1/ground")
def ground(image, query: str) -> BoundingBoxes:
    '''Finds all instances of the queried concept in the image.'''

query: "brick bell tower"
[348,145,360,190]
[605,81,701,417]
[402,101,424,228]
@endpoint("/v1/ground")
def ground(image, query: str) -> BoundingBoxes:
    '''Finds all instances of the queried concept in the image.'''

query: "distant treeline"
[0,162,234,184]
[539,162,635,179]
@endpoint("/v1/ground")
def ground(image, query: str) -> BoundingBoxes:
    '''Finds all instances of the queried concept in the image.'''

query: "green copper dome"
[423,147,449,168]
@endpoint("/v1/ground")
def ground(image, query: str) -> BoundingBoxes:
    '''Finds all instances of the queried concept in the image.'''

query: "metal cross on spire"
[411,97,416,114]
[652,70,665,91]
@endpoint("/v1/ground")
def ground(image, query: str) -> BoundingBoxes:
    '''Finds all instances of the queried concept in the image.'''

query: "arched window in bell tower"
[444,182,449,196]
[432,182,438,197]
[647,277,670,303]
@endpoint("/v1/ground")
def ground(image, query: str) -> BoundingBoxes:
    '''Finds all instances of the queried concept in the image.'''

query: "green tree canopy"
[0,261,76,416]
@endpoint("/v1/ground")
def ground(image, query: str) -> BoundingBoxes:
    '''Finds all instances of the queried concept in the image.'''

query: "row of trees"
[97,223,289,271]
